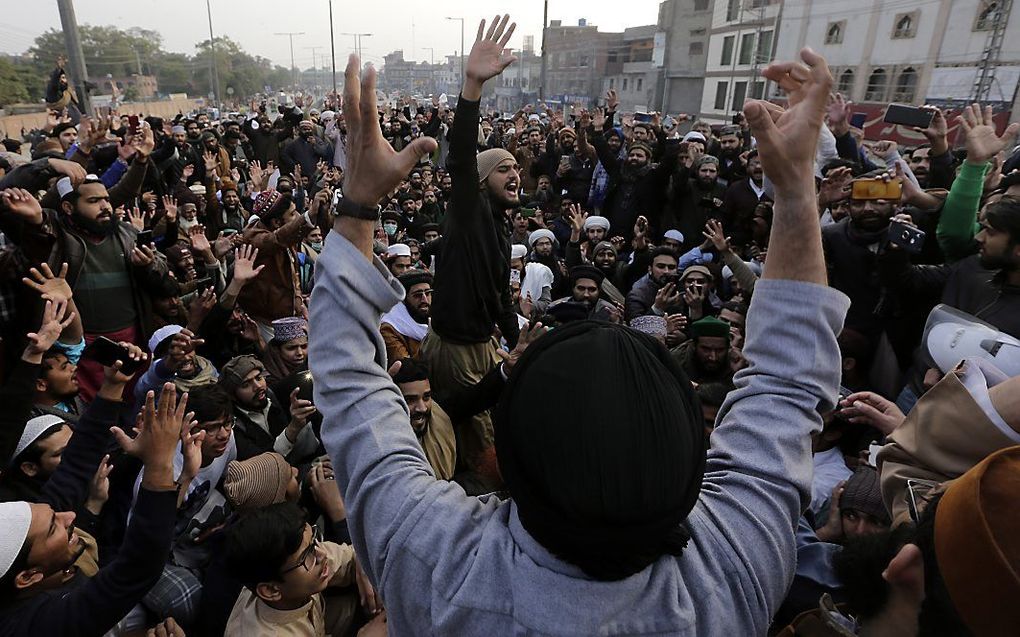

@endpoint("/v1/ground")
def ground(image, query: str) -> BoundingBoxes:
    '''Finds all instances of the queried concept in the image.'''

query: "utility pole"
[133,48,143,75]
[275,32,306,89]
[539,0,548,100]
[306,46,324,91]
[205,0,220,104]
[445,17,465,84]
[423,47,435,94]
[328,0,338,96]
[56,0,93,115]
[342,33,373,63]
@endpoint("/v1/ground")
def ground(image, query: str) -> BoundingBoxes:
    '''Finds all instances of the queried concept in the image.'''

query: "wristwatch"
[337,195,381,221]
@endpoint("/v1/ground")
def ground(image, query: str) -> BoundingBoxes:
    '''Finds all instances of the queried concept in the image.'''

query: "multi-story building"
[698,0,782,123]
[380,51,462,97]
[773,0,1019,136]
[656,0,714,116]
[542,19,625,107]
[601,25,661,112]
[494,44,543,113]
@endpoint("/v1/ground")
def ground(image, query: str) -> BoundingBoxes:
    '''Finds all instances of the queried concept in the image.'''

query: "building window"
[750,80,765,99]
[714,81,729,110]
[893,67,918,102]
[689,41,704,56]
[838,69,855,95]
[609,78,615,88]
[726,0,741,21]
[732,81,747,111]
[637,78,643,91]
[975,1,1002,31]
[865,68,888,101]
[623,78,629,91]
[721,35,735,65]
[826,21,845,44]
[893,12,918,39]
[756,30,773,63]
[695,0,710,10]
[739,33,756,65]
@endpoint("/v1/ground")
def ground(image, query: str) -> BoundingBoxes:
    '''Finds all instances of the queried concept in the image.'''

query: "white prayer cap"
[386,243,411,258]
[149,324,184,354]
[663,229,685,243]
[528,228,556,247]
[56,177,74,200]
[510,244,528,260]
[582,215,610,231]
[12,415,66,462]
[0,501,32,578]
[682,131,706,144]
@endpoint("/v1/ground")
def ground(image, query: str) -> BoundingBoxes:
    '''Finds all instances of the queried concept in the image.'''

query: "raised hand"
[161,195,178,222]
[25,299,75,355]
[818,166,853,206]
[568,204,588,234]
[179,415,206,482]
[605,89,619,111]
[0,188,43,224]
[308,459,345,521]
[744,47,832,192]
[702,218,731,253]
[164,329,205,374]
[85,454,114,515]
[501,321,548,372]
[915,105,949,156]
[960,103,1020,166]
[203,150,219,175]
[188,224,213,255]
[825,92,851,136]
[127,206,146,231]
[130,244,156,267]
[102,341,147,385]
[112,383,190,488]
[181,164,195,181]
[340,55,439,211]
[22,262,73,304]
[232,244,265,283]
[872,140,898,157]
[465,15,517,90]
[839,391,906,435]
[132,122,156,158]
[653,282,681,313]
[287,387,317,433]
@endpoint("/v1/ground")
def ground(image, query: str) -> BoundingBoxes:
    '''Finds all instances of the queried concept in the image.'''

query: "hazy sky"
[1,1,662,69]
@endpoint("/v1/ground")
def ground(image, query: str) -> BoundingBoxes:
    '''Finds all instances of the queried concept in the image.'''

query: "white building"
[698,0,782,122]
[773,0,1020,115]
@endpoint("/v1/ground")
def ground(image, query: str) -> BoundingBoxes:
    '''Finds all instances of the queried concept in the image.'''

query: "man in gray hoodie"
[310,16,849,636]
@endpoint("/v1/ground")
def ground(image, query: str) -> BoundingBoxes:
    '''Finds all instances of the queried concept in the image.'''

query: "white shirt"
[520,262,554,304]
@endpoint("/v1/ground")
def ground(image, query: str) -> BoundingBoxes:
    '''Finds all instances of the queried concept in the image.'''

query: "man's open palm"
[466,15,517,84]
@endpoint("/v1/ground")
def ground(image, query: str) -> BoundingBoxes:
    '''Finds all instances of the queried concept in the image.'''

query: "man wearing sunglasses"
[225,502,363,636]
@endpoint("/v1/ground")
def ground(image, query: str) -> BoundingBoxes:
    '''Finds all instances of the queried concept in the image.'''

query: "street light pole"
[445,17,465,84]
[328,0,338,96]
[205,0,220,104]
[275,32,306,89]
[55,0,93,115]
[342,32,373,63]
[306,46,324,91]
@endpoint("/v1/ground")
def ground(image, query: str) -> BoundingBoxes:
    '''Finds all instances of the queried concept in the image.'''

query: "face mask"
[309,242,323,251]
[383,222,398,236]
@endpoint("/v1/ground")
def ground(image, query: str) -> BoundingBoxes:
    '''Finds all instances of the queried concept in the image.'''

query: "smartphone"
[906,478,940,523]
[193,277,213,293]
[633,112,652,124]
[136,229,153,246]
[884,104,934,129]
[83,337,143,375]
[521,207,536,219]
[888,219,926,253]
[851,178,903,200]
[850,112,867,129]
[128,115,140,136]
[220,228,238,237]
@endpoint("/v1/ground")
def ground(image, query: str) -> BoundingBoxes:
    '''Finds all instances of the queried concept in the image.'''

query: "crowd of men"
[0,12,1019,636]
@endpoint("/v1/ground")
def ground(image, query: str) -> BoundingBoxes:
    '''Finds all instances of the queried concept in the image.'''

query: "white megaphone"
[923,304,1020,377]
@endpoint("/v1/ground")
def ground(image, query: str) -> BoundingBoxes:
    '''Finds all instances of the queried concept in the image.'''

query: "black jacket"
[429,95,520,348]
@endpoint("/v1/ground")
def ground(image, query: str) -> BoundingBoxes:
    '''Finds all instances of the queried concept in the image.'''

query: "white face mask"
[383,222,398,236]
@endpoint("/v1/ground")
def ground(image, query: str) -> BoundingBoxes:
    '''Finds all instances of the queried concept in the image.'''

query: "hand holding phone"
[83,337,146,376]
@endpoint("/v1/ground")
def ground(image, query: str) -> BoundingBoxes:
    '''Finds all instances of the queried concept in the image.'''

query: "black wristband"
[337,195,381,221]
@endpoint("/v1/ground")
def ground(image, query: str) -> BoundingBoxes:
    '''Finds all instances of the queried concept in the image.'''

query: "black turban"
[568,264,605,287]
[494,320,706,581]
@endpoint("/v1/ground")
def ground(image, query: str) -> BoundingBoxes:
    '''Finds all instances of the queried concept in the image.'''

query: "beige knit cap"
[223,452,293,510]
[476,148,516,183]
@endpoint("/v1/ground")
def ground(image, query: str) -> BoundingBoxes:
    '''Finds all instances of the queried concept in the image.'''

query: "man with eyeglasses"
[126,383,238,627]
[381,270,433,364]
[225,502,363,637]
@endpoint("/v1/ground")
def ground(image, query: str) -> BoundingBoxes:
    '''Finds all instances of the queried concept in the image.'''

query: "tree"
[0,57,36,106]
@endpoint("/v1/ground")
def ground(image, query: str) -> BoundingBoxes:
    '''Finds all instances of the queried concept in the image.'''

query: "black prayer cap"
[494,320,706,580]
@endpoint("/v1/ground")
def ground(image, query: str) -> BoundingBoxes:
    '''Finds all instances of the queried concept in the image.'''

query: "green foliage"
[0,57,37,106]
[0,24,295,104]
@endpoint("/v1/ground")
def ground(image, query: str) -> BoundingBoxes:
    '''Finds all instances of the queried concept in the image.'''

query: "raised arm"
[692,48,851,632]
[313,48,494,596]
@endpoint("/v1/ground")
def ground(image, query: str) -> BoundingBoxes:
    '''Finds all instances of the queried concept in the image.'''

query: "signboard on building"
[652,32,666,68]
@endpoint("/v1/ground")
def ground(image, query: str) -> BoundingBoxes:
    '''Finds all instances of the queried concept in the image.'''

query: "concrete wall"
[1,96,205,139]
